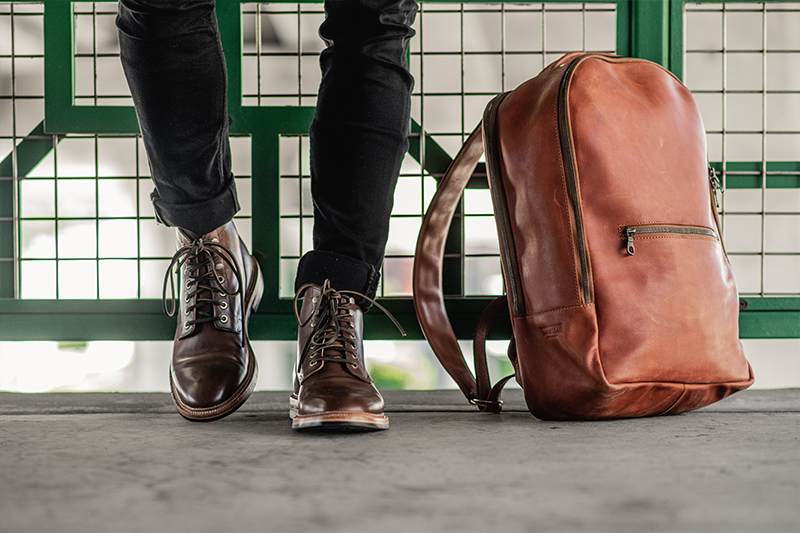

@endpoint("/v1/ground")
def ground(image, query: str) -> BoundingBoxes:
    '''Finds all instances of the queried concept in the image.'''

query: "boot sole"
[171,256,265,422]
[290,405,390,431]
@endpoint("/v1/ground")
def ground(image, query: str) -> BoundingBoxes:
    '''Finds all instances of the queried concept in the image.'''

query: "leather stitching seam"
[527,302,594,318]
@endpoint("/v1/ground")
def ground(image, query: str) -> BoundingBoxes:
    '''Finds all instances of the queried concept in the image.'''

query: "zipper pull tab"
[625,227,636,256]
[709,167,722,210]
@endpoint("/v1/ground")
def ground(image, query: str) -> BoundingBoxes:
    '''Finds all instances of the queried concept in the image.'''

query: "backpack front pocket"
[595,221,742,385]
[621,224,719,256]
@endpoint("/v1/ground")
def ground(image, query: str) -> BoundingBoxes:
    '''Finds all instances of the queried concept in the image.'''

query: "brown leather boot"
[290,281,391,431]
[162,221,264,421]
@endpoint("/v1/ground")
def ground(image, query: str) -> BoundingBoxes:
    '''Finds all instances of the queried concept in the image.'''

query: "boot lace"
[294,280,406,369]
[162,236,244,343]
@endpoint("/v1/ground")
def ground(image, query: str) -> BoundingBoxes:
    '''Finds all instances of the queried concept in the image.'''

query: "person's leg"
[291,0,418,431]
[294,0,418,305]
[117,0,237,234]
[117,0,262,421]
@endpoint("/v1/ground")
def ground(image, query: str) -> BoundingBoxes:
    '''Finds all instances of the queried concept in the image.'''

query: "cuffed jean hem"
[151,180,240,235]
[294,250,381,312]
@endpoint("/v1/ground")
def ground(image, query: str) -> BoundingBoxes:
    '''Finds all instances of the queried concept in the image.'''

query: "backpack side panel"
[493,52,586,317]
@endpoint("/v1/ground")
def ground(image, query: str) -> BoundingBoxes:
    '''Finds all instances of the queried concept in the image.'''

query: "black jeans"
[117,0,418,305]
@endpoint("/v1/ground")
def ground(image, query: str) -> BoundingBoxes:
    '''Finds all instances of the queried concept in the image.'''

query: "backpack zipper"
[709,166,722,211]
[623,225,719,256]
[558,56,593,303]
[484,92,525,316]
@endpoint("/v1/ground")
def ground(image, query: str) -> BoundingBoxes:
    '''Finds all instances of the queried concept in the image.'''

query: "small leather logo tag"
[541,324,563,338]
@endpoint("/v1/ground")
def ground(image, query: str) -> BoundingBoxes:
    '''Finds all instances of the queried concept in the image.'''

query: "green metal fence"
[0,0,798,342]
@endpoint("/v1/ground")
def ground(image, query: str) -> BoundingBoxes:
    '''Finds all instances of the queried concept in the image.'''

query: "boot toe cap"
[171,355,247,409]
[298,378,385,415]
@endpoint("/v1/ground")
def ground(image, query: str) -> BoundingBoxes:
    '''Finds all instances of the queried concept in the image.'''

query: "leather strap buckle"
[470,398,503,413]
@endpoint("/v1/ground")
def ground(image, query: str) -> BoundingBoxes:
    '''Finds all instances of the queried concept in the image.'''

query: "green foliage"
[369,363,415,390]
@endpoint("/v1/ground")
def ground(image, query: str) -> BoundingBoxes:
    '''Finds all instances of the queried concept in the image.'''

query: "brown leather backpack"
[413,53,754,420]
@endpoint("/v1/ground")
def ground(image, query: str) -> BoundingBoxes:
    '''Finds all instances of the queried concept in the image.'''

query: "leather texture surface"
[413,53,754,421]
[292,284,388,429]
[169,221,263,420]
[495,52,588,314]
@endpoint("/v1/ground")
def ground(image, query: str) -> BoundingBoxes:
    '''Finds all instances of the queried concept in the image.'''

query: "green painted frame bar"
[3,295,794,341]
[710,162,800,189]
[739,298,800,338]
[0,0,797,341]
[629,0,670,66]
[42,1,138,134]
[0,177,11,299]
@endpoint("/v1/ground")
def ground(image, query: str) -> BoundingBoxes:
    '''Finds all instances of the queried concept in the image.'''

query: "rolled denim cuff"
[151,180,239,235]
[294,250,381,311]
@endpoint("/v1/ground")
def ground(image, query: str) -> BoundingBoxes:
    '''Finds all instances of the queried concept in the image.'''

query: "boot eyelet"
[218,291,226,297]
[184,323,191,330]
[219,301,228,310]
[184,309,190,316]
[219,314,229,324]
[217,276,225,284]
[310,360,318,366]
[185,281,192,289]
[350,363,358,369]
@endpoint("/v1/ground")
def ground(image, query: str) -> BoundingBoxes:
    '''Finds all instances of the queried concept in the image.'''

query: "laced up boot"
[162,221,264,421]
[291,280,403,430]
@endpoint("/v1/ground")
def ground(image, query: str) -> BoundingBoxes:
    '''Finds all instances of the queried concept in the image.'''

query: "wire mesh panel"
[0,0,797,343]
[73,2,129,107]
[2,2,255,301]
[0,2,44,299]
[267,2,617,300]
[684,1,800,298]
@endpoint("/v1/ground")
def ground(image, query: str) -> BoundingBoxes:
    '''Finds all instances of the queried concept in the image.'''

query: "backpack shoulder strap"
[413,124,484,404]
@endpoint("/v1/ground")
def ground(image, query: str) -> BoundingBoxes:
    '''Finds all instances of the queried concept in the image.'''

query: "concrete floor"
[1,389,798,533]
